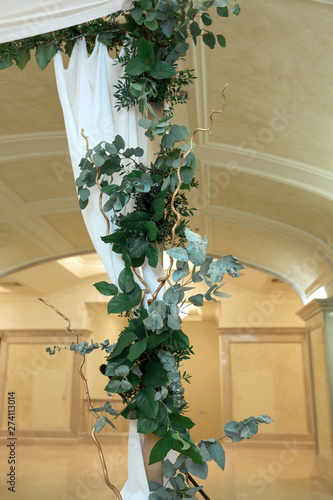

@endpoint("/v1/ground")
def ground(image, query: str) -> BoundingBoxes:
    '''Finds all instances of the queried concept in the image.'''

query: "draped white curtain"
[54,38,165,499]
[0,0,131,44]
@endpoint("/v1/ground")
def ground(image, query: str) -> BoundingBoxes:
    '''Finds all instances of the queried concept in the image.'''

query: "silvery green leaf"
[161,176,170,191]
[192,271,203,283]
[185,228,208,266]
[200,256,214,275]
[166,247,189,262]
[172,261,190,282]
[206,441,225,470]
[184,458,208,480]
[161,386,168,399]
[173,454,186,469]
[169,303,180,319]
[172,474,187,490]
[144,311,164,331]
[154,391,162,401]
[187,487,203,495]
[188,294,204,307]
[198,441,211,461]
[149,300,167,319]
[107,380,121,391]
[214,290,231,298]
[121,380,132,391]
[149,481,162,492]
[94,417,106,433]
[162,459,176,478]
[115,365,130,376]
[163,286,184,305]
[132,364,143,377]
[255,414,273,424]
[167,315,181,330]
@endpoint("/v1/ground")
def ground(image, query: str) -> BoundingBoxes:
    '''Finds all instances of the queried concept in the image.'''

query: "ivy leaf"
[93,281,118,296]
[107,294,133,314]
[118,267,135,293]
[35,43,57,70]
[149,431,174,464]
[136,387,159,419]
[150,61,176,80]
[128,338,147,362]
[217,34,226,48]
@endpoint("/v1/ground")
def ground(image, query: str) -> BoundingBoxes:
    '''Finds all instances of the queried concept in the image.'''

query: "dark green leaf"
[120,211,151,231]
[152,196,166,221]
[217,6,228,16]
[144,221,158,241]
[149,431,173,464]
[118,267,135,293]
[137,37,155,66]
[126,57,149,76]
[161,19,176,37]
[217,34,226,48]
[128,338,147,362]
[136,387,159,419]
[93,281,118,296]
[111,330,138,357]
[16,50,31,70]
[203,33,216,49]
[188,294,204,306]
[201,13,213,26]
[144,18,158,31]
[35,43,57,70]
[142,359,169,388]
[147,244,159,268]
[127,283,142,307]
[150,61,176,80]
[129,237,150,259]
[107,294,133,314]
[169,331,189,351]
[170,413,195,430]
[114,134,125,151]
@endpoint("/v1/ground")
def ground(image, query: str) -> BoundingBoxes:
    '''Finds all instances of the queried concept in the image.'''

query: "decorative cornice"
[297,298,333,321]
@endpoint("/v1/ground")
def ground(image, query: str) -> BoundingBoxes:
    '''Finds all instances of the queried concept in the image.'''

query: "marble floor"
[1,438,333,500]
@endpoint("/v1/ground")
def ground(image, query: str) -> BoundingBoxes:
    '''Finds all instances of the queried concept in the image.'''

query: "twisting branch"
[148,84,228,306]
[38,298,123,500]
[81,129,111,235]
[80,129,152,304]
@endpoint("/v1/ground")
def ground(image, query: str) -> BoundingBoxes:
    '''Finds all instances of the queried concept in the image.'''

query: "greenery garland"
[2,0,274,497]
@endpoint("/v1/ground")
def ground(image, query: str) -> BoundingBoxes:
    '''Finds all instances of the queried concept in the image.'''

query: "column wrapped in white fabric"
[54,38,165,499]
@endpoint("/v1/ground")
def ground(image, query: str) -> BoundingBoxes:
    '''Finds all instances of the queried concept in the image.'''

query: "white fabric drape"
[54,38,165,499]
[0,0,131,44]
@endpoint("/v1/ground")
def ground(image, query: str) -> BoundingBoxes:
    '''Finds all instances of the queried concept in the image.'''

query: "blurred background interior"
[1,0,333,498]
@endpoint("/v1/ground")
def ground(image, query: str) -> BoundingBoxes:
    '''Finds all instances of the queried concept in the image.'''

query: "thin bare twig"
[38,298,123,500]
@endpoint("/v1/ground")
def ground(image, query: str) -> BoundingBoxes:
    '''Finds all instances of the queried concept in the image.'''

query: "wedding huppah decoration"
[0,1,273,498]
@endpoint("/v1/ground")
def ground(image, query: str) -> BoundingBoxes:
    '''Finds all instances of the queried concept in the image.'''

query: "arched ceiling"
[0,0,333,302]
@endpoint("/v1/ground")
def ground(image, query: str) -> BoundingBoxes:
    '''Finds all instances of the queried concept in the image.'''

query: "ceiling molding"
[196,141,333,203]
[0,131,68,163]
[203,205,333,270]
